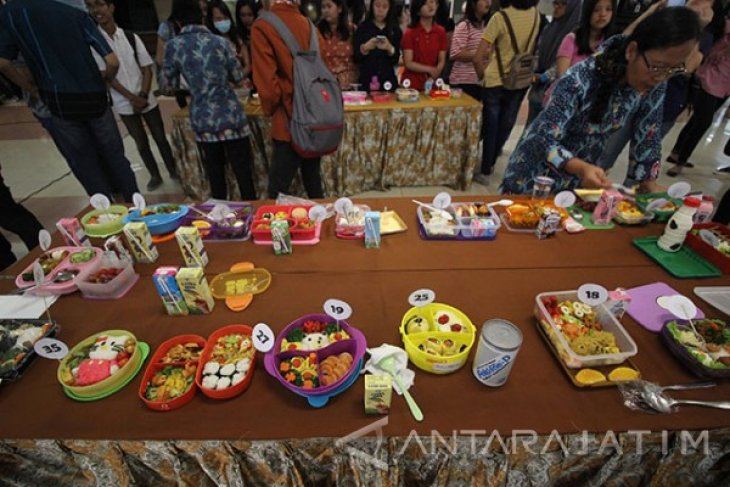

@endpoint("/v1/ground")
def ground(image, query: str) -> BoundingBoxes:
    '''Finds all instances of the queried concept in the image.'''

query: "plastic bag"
[275,193,335,220]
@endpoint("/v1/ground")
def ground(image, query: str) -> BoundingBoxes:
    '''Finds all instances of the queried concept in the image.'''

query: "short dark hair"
[509,0,537,10]
[409,0,427,27]
[172,0,203,26]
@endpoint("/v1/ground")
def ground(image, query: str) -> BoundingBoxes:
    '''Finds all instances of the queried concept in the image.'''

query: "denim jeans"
[120,106,177,179]
[48,107,139,202]
[480,86,528,175]
[268,140,323,199]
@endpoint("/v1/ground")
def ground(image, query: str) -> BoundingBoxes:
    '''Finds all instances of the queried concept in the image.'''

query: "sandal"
[666,167,680,177]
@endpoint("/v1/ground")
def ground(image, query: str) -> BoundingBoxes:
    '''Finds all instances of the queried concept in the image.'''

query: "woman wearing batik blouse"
[500,7,701,195]
[162,0,257,200]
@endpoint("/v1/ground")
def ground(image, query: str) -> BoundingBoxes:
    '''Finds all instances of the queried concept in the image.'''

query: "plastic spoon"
[412,200,453,221]
[376,356,423,422]
[487,199,513,208]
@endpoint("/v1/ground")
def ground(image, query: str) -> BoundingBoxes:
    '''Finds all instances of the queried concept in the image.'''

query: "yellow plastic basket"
[399,303,476,374]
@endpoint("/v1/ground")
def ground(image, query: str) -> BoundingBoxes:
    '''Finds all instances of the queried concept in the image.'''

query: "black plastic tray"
[660,319,730,380]
[0,319,59,383]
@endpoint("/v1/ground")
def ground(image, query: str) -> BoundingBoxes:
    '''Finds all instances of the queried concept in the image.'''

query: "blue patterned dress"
[500,36,664,194]
[161,25,250,142]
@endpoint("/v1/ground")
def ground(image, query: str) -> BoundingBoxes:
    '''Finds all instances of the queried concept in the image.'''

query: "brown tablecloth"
[170,96,482,200]
[2,196,729,485]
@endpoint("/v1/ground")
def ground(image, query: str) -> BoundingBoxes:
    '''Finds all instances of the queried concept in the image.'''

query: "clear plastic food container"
[76,260,138,299]
[534,290,638,368]
[417,202,500,240]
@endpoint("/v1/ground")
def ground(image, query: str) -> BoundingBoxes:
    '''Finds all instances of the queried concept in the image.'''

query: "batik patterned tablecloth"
[170,96,481,200]
[2,430,729,486]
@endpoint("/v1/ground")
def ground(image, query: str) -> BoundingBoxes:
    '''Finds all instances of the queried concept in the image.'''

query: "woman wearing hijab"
[526,0,581,124]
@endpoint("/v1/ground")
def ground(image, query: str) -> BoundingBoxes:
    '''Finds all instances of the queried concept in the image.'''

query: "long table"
[1,196,729,485]
[170,96,482,200]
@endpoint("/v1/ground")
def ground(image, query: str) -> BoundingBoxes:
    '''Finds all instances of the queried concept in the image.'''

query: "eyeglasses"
[640,52,687,78]
[552,0,567,5]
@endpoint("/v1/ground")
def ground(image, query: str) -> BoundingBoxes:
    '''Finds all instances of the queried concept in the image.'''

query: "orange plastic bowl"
[139,334,206,411]
[195,325,256,400]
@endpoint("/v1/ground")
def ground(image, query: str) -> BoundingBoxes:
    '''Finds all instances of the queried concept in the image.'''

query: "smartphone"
[666,0,686,7]
[375,35,387,42]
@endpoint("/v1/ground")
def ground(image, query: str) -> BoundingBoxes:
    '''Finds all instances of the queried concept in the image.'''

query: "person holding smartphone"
[353,0,402,91]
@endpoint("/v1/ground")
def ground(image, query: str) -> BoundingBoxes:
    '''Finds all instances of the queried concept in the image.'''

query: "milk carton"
[152,267,188,315]
[364,374,392,415]
[175,226,208,267]
[175,267,215,315]
[123,221,159,263]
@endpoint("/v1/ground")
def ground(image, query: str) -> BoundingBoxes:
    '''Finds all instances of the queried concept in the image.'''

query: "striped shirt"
[449,19,485,86]
[0,0,113,120]
[482,6,539,88]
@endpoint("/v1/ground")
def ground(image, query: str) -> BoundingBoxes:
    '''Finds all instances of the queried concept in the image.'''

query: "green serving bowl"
[57,329,142,398]
[81,205,129,238]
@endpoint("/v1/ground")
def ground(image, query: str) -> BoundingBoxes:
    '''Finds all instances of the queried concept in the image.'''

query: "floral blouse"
[161,25,250,142]
[321,28,358,89]
[501,36,664,195]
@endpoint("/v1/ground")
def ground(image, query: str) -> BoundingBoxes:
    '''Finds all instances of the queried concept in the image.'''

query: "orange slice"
[225,293,253,312]
[575,369,606,385]
[229,261,255,272]
[608,367,640,382]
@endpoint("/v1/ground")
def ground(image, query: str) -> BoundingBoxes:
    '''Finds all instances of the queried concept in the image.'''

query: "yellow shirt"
[481,7,539,88]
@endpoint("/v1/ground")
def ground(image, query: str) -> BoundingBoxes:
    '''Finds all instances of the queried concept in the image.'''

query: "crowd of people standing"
[0,0,729,268]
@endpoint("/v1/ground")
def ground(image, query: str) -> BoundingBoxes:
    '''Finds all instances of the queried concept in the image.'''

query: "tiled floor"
[1,98,729,264]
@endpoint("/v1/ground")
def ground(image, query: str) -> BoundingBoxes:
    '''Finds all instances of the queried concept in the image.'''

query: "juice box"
[122,221,159,263]
[364,211,381,248]
[364,374,392,415]
[175,226,208,267]
[175,267,215,315]
[152,267,188,315]
[56,217,91,247]
[591,190,623,225]
[271,219,292,255]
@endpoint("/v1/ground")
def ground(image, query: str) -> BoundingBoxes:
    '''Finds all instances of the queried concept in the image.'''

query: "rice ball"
[219,363,236,376]
[216,377,232,390]
[203,362,220,376]
[202,375,219,390]
[231,372,245,386]
[236,359,250,373]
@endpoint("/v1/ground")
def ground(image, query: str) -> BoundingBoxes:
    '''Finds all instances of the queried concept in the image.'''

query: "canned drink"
[472,319,523,387]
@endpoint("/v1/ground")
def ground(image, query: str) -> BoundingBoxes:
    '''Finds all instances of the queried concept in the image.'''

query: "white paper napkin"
[362,344,415,395]
[0,295,59,319]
